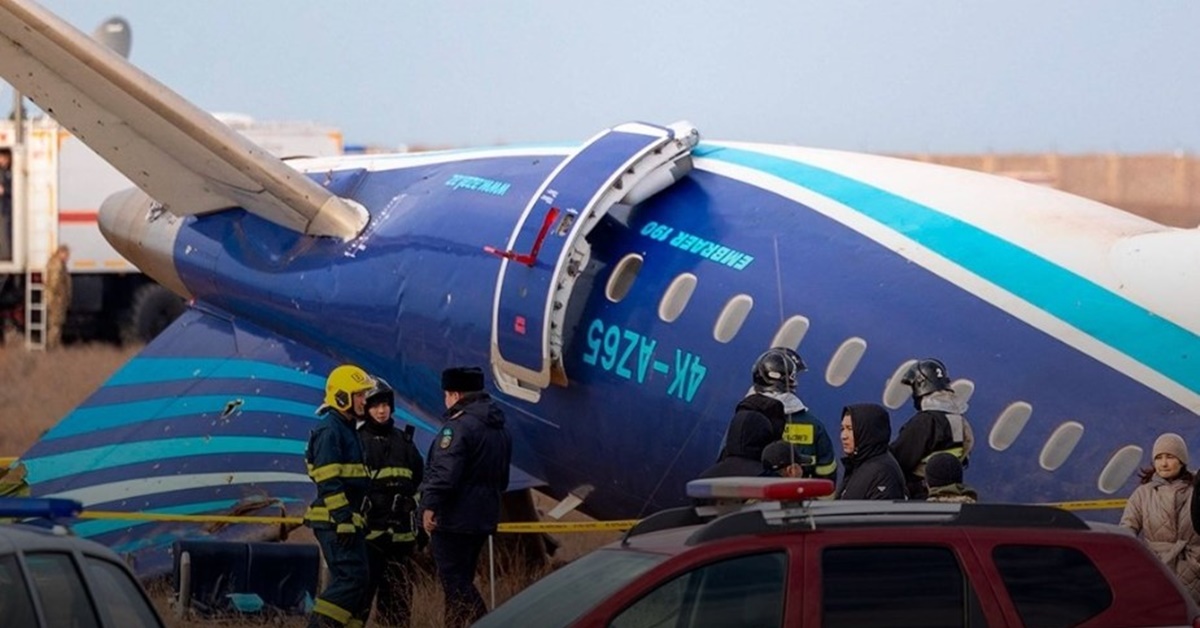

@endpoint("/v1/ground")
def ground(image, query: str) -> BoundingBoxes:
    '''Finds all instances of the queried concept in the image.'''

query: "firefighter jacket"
[359,416,424,543]
[303,409,369,533]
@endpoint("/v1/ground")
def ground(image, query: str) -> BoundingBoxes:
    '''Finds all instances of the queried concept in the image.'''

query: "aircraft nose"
[99,188,192,299]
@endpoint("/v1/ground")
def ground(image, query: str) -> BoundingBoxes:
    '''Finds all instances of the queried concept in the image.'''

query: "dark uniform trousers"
[310,529,369,628]
[362,538,416,627]
[431,530,489,627]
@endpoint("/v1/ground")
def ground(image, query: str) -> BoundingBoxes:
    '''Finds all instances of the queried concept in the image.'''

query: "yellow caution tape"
[81,510,302,525]
[77,509,638,532]
[1041,499,1128,511]
[497,520,638,533]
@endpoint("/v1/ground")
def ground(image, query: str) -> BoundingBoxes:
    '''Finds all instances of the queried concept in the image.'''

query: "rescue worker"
[419,366,512,628]
[305,365,373,628]
[356,378,424,628]
[889,358,975,499]
[737,347,837,481]
[924,452,978,503]
[837,403,906,500]
[44,244,70,349]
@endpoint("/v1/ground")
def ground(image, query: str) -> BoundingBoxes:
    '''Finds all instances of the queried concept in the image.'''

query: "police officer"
[419,366,512,628]
[889,358,975,499]
[305,365,373,628]
[739,347,838,481]
[356,378,423,628]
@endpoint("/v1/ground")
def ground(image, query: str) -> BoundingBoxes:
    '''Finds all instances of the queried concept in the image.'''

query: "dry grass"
[0,342,139,454]
[2,344,616,627]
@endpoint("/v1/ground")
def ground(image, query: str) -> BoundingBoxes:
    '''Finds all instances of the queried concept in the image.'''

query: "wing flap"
[0,0,366,238]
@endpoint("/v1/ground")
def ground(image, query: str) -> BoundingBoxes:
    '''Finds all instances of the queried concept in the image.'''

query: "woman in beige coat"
[1120,433,1200,603]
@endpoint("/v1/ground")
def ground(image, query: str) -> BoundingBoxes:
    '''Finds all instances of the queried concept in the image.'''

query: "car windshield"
[476,548,665,627]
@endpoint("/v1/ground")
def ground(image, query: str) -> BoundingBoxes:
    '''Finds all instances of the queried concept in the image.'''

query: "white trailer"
[0,115,343,348]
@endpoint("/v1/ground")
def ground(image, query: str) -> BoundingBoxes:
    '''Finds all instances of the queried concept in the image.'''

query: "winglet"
[0,0,368,239]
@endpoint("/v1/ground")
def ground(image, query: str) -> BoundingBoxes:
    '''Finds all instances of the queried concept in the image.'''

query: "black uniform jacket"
[359,417,424,541]
[418,392,512,534]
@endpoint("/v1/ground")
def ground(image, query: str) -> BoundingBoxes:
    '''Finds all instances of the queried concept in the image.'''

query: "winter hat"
[924,453,963,488]
[762,441,797,472]
[441,366,484,393]
[1153,433,1189,466]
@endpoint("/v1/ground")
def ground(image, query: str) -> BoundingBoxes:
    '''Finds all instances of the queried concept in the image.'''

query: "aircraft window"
[1039,421,1084,471]
[882,359,918,409]
[713,295,754,343]
[1098,445,1143,494]
[950,379,975,404]
[658,273,698,323]
[606,254,643,303]
[988,402,1033,451]
[769,315,810,351]
[825,337,867,387]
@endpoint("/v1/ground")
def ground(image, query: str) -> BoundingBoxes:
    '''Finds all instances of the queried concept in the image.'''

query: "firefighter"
[44,244,70,349]
[889,358,975,500]
[305,364,373,628]
[356,378,423,627]
[738,347,838,481]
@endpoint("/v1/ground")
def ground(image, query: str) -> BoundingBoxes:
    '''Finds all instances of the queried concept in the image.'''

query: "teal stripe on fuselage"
[107,358,325,389]
[62,356,436,435]
[24,436,305,483]
[702,146,1200,396]
[44,395,318,440]
[71,497,304,539]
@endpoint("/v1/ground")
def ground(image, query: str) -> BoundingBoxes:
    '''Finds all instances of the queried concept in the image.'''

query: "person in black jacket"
[698,405,777,479]
[419,366,512,628]
[304,365,373,628]
[889,358,974,499]
[356,378,424,628]
[836,403,907,500]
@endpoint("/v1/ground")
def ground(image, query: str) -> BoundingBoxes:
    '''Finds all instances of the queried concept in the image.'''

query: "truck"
[0,113,344,349]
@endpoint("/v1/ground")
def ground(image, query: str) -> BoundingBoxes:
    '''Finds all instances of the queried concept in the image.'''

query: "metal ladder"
[24,268,45,350]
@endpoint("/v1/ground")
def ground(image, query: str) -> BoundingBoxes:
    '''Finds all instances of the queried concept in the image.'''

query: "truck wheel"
[122,283,185,344]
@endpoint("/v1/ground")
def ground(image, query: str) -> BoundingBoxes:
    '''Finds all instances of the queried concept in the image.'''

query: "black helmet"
[752,347,806,393]
[901,358,952,400]
[365,377,395,410]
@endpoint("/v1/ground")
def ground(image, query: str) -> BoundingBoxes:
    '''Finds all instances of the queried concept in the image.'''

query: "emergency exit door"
[489,121,699,402]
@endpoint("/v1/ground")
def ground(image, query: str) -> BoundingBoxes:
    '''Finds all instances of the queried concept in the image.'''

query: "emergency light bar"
[686,477,835,501]
[0,497,83,519]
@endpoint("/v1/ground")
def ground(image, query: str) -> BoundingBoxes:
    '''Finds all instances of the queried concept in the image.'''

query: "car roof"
[0,521,126,562]
[615,499,1100,554]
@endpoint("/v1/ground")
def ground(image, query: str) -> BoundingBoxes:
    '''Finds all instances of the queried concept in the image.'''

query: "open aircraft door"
[488,121,699,402]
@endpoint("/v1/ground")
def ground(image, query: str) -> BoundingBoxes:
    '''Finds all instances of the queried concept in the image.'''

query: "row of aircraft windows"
[606,253,1146,494]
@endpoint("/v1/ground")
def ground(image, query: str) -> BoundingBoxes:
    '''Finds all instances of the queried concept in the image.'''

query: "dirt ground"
[1,344,617,627]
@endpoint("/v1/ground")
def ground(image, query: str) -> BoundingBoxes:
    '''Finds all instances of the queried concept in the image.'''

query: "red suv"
[478,478,1199,627]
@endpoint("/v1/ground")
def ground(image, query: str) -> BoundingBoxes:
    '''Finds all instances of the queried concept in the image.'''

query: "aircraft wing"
[0,0,366,238]
[17,305,543,577]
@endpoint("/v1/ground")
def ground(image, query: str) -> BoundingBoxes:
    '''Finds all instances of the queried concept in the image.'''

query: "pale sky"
[14,1,1200,153]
